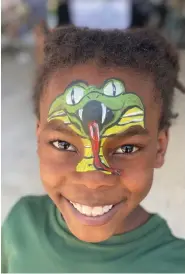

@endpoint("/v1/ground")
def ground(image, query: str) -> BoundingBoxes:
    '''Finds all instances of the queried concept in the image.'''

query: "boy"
[2,26,185,273]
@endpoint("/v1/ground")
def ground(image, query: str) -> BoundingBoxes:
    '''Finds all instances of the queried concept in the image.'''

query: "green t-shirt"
[1,195,185,273]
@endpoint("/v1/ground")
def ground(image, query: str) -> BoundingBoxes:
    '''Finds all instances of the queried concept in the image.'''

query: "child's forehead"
[40,64,160,123]
[47,65,154,99]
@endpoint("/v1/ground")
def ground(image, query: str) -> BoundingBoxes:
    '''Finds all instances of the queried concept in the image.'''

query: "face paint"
[48,78,145,175]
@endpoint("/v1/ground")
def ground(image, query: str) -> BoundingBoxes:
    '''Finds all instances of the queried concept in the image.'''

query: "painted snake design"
[48,78,145,175]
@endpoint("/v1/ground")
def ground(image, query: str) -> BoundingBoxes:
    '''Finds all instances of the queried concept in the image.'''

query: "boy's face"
[37,64,168,242]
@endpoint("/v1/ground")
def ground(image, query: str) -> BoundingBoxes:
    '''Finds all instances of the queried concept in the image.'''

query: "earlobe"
[155,129,169,168]
[36,120,41,137]
[36,121,41,154]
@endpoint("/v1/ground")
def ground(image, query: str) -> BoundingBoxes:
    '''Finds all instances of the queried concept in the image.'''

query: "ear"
[36,121,41,155]
[36,120,41,138]
[155,129,169,168]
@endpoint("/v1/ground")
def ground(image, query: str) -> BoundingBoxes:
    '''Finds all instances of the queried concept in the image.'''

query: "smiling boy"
[2,27,185,273]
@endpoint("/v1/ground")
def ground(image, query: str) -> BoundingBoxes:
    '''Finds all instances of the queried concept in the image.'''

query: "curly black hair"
[34,26,185,129]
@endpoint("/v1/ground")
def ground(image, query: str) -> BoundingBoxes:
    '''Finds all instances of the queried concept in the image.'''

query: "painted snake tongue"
[88,121,120,175]
[88,121,100,163]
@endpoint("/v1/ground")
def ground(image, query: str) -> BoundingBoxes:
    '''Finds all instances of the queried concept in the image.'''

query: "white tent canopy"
[69,0,132,29]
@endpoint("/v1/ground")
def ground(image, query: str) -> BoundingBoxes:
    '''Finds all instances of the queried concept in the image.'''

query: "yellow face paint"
[48,78,145,175]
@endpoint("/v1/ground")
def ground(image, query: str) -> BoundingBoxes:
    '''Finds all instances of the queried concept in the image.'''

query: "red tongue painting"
[88,121,120,175]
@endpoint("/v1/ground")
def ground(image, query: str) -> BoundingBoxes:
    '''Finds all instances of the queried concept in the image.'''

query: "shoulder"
[146,215,185,272]
[154,214,185,253]
[152,236,185,272]
[2,195,51,235]
[3,195,50,219]
[1,195,52,272]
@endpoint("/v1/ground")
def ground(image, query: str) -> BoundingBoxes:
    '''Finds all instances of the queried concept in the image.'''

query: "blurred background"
[1,0,185,238]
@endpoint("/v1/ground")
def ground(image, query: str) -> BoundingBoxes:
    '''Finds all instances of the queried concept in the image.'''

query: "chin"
[65,218,116,243]
[59,198,126,243]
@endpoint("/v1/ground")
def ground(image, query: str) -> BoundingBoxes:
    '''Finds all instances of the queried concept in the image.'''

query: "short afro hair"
[34,26,185,129]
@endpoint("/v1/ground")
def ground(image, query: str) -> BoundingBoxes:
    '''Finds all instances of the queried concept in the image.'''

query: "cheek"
[120,160,154,206]
[38,143,77,188]
[123,168,153,193]
[40,160,65,187]
[118,145,157,204]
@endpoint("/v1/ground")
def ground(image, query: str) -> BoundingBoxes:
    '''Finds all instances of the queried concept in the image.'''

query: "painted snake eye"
[66,86,85,105]
[103,80,124,96]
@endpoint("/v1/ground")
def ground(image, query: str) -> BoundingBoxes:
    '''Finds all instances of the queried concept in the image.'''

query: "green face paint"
[48,78,145,175]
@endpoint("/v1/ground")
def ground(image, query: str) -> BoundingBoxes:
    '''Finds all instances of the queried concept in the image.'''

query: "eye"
[103,80,124,96]
[51,140,76,152]
[114,145,139,154]
[66,86,85,105]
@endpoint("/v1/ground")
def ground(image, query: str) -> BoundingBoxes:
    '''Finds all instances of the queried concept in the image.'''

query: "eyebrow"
[113,126,149,139]
[44,121,78,137]
[44,122,149,140]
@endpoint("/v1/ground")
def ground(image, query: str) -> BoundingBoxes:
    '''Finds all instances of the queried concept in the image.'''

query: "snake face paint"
[47,78,145,175]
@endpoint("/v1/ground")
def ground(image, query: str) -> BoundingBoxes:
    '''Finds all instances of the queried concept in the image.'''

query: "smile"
[70,201,113,217]
[64,198,125,226]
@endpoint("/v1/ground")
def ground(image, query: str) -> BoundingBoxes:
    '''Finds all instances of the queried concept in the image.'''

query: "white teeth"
[78,109,83,120]
[76,203,81,212]
[70,201,81,211]
[101,103,107,124]
[104,205,112,213]
[92,206,103,217]
[70,202,113,217]
[82,205,92,216]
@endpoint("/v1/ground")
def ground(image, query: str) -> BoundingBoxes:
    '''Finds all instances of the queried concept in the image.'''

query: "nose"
[74,171,118,190]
